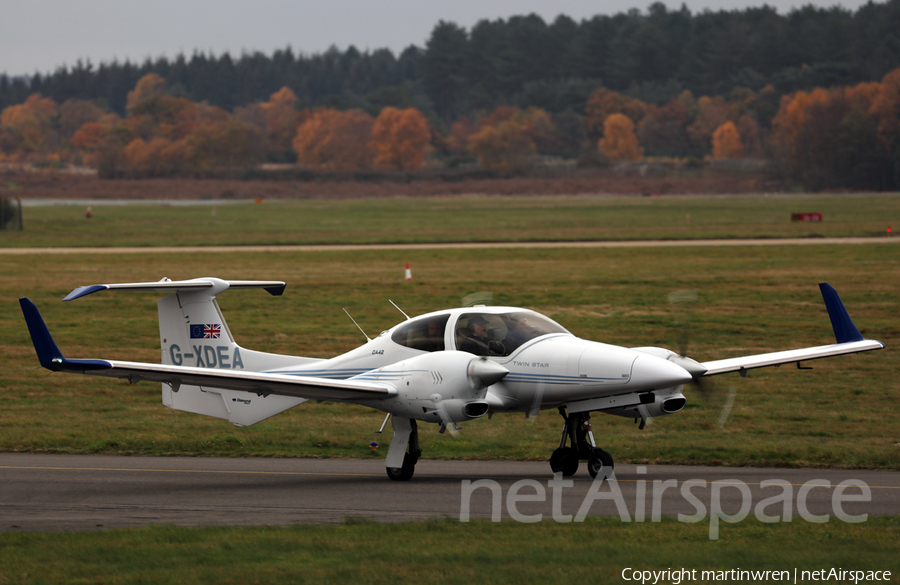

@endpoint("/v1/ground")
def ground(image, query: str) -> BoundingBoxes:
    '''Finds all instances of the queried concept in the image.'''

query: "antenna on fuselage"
[343,308,372,342]
[388,299,410,321]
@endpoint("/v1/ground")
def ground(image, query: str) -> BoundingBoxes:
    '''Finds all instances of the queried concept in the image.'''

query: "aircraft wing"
[700,339,883,376]
[19,298,395,402]
[699,283,884,377]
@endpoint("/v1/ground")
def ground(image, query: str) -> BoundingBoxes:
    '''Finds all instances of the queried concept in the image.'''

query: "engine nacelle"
[601,387,687,419]
[356,350,507,424]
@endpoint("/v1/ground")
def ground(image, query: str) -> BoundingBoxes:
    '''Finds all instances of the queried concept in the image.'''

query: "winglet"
[19,298,111,372]
[819,283,865,344]
[63,285,109,301]
[19,297,65,368]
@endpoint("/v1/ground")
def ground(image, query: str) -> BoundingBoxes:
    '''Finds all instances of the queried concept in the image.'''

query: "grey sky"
[0,0,880,76]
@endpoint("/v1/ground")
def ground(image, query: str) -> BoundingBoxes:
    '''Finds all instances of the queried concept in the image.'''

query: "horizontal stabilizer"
[64,277,286,301]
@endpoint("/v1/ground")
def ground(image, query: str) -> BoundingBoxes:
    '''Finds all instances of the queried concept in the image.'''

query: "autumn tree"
[467,116,536,173]
[126,73,166,112]
[712,121,744,159]
[58,99,106,141]
[686,96,729,152]
[0,93,59,158]
[293,108,375,171]
[636,100,691,156]
[771,81,893,190]
[235,87,308,159]
[184,119,264,169]
[124,137,186,175]
[370,107,431,170]
[446,115,475,156]
[598,113,643,162]
[584,88,646,140]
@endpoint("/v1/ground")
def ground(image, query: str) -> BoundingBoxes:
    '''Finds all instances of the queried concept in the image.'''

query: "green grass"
[2,193,899,247]
[1,518,898,584]
[2,244,897,469]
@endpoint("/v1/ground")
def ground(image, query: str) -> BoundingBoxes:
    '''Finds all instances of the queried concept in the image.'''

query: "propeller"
[461,291,494,307]
[431,394,460,436]
[667,289,736,429]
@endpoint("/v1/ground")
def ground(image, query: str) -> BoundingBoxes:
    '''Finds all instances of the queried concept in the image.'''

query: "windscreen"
[456,311,568,357]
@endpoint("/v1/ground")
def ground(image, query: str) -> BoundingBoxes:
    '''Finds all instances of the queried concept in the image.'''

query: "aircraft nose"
[630,354,693,390]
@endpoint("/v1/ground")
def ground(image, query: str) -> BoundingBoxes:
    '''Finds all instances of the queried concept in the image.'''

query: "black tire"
[587,448,614,480]
[386,452,416,481]
[549,446,579,477]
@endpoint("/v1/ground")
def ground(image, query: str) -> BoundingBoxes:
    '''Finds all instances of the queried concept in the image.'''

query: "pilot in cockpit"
[459,315,493,356]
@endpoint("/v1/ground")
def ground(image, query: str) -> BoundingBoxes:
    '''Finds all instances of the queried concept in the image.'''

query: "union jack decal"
[190,324,221,339]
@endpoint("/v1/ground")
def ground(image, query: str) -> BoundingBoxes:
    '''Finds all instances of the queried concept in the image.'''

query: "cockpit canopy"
[455,311,569,357]
[390,314,449,352]
[390,309,569,357]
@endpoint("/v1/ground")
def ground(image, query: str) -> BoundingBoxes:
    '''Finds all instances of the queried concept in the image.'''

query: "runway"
[2,454,898,532]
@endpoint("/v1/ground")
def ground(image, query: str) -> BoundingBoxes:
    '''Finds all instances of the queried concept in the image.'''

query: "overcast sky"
[0,0,881,76]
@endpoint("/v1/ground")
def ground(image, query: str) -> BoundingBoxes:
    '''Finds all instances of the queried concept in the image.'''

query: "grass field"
[2,193,898,581]
[1,518,898,584]
[3,193,899,247]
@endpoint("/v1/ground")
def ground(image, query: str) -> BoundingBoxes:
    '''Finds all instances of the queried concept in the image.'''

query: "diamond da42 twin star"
[20,278,883,481]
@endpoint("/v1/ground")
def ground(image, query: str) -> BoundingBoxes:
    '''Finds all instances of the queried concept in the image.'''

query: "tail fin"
[65,277,319,426]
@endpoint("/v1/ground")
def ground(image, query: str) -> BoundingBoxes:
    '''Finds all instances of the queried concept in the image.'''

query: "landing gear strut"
[549,407,614,480]
[386,418,421,481]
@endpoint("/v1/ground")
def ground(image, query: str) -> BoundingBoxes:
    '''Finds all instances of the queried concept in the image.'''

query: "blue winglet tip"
[19,297,64,369]
[63,285,108,301]
[818,283,865,344]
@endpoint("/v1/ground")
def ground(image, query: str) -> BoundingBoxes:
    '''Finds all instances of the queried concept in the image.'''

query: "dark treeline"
[2,1,900,123]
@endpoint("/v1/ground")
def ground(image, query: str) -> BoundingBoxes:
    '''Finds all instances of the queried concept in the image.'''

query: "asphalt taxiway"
[1,454,897,532]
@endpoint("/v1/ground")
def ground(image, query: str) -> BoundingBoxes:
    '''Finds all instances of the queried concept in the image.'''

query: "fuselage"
[265,306,693,421]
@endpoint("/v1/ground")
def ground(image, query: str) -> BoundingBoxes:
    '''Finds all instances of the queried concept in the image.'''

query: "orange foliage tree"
[686,96,730,152]
[711,121,744,159]
[584,88,646,139]
[58,99,106,142]
[183,119,264,170]
[293,108,375,171]
[467,115,536,173]
[370,107,431,170]
[446,115,474,156]
[236,87,308,159]
[770,78,896,190]
[0,94,59,159]
[126,73,167,112]
[598,113,642,162]
[124,137,186,175]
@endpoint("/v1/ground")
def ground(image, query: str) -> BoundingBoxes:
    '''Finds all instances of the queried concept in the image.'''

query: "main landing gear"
[386,417,421,481]
[549,407,614,480]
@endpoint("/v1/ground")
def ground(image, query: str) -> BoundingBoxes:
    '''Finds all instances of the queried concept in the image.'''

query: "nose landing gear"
[549,407,614,480]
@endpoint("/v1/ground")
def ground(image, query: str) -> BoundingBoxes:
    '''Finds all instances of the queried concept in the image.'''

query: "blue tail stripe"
[818,283,865,344]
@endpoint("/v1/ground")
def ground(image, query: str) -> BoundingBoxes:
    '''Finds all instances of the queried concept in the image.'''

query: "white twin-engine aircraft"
[20,278,883,481]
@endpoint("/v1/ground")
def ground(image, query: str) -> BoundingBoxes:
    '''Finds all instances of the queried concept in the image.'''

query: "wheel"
[549,446,579,477]
[386,452,416,481]
[587,448,614,480]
